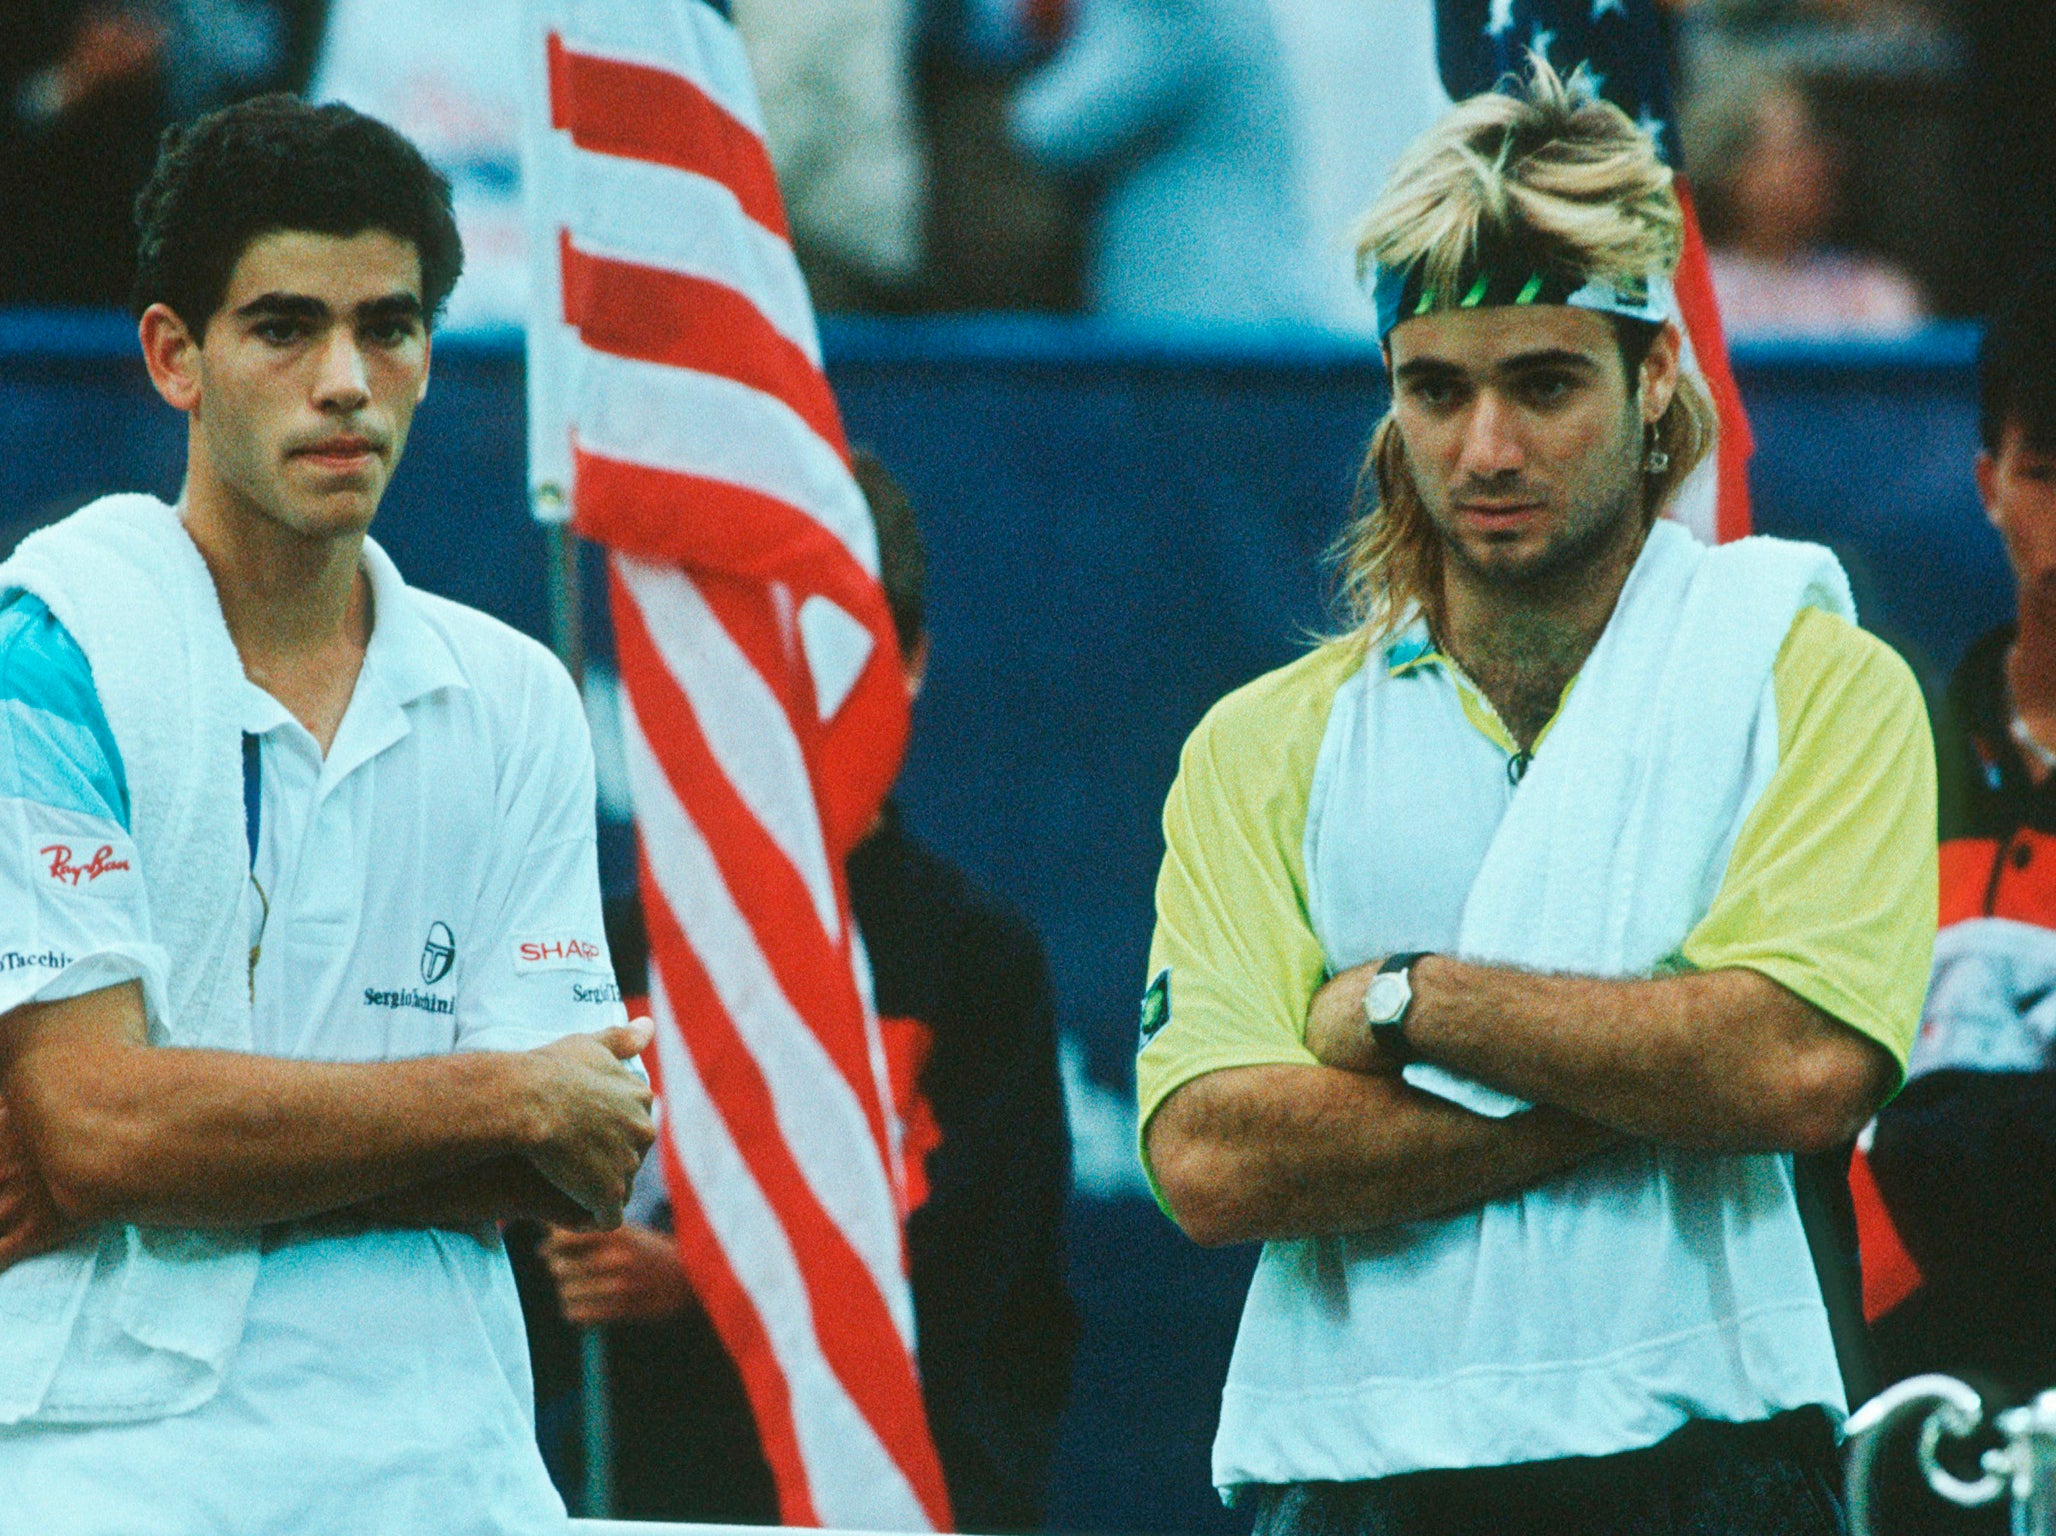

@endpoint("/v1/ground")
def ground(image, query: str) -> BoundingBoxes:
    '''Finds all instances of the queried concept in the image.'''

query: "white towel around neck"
[0,494,262,1424]
[1405,517,1857,1115]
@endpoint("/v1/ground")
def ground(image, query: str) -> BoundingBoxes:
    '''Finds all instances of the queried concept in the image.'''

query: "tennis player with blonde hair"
[1137,59,1934,1534]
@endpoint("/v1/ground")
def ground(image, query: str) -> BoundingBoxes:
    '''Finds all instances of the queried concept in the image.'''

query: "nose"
[1456,389,1523,482]
[311,329,371,412]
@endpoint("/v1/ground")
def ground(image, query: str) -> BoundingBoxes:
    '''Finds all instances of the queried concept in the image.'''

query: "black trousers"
[1248,1411,1846,1536]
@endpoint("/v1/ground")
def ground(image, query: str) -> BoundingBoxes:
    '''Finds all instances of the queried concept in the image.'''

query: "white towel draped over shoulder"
[1404,518,1856,1116]
[1214,517,1860,1489]
[0,494,261,1425]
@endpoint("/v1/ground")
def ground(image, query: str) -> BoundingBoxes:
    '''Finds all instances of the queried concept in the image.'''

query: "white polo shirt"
[0,538,620,1535]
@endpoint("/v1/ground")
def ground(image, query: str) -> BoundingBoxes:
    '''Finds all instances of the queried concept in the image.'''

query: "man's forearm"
[308,1156,592,1234]
[1,984,544,1227]
[1147,1063,1617,1245]
[1397,957,1894,1151]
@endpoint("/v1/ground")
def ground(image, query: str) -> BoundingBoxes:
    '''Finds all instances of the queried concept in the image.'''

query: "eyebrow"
[1393,347,1604,385]
[233,291,425,324]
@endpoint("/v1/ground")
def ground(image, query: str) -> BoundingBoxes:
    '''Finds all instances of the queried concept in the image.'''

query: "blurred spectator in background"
[1672,0,1975,318]
[1008,0,1319,325]
[1,3,163,305]
[1264,0,1445,335]
[307,0,526,330]
[1681,67,1925,336]
[310,0,934,325]
[731,0,927,314]
[1869,267,2056,1405]
[157,0,296,121]
[524,451,1078,1530]
[1959,0,2056,283]
[1,1,314,306]
[916,0,1085,313]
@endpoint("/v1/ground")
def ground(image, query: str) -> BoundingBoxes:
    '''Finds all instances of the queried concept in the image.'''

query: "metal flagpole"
[540,498,613,1520]
[525,0,613,1509]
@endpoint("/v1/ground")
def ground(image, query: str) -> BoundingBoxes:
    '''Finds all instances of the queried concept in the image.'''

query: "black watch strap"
[1367,952,1432,1064]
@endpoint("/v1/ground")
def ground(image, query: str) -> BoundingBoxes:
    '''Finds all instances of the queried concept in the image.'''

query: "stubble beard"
[1433,431,1649,604]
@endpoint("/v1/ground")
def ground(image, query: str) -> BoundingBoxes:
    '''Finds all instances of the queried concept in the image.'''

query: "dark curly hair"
[131,95,464,336]
[1980,259,2056,455]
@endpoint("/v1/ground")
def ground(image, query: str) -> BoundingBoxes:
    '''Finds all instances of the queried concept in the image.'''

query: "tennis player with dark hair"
[0,96,652,1532]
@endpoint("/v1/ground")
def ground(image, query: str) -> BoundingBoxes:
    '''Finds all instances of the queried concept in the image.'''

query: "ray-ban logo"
[43,843,132,887]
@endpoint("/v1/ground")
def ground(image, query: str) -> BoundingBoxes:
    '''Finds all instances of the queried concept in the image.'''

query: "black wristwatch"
[1362,952,1432,1064]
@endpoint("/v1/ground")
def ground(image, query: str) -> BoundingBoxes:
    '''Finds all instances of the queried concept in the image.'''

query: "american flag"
[520,0,949,1526]
[1436,0,1753,543]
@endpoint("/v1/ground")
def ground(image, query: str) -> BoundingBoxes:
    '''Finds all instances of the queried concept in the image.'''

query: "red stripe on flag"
[612,568,894,1165]
[574,448,869,594]
[689,567,907,868]
[1674,182,1754,543]
[807,621,912,866]
[641,1034,821,1527]
[548,34,788,241]
[639,868,955,1527]
[561,239,846,457]
[546,29,571,131]
[576,453,911,861]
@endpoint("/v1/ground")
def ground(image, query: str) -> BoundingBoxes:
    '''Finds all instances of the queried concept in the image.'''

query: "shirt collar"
[358,535,468,708]
[1379,616,1577,755]
[1382,618,1440,677]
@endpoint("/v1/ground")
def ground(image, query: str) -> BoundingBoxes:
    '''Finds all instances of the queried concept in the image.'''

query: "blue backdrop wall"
[0,313,2008,1534]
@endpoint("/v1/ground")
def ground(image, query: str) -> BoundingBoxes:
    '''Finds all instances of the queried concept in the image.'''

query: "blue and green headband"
[1370,255,1675,342]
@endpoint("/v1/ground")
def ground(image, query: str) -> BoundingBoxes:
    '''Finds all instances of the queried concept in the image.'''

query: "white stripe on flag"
[566,148,821,364]
[648,981,930,1530]
[618,556,842,943]
[558,0,766,135]
[579,352,878,574]
[623,687,915,1344]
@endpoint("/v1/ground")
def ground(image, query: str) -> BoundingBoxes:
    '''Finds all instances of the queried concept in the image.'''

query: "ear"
[1638,322,1683,424]
[416,331,432,404]
[1976,449,2000,528]
[902,631,930,703]
[139,303,203,413]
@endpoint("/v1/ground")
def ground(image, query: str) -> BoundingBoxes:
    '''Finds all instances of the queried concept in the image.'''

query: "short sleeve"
[453,656,627,1054]
[1136,645,1356,1202]
[0,593,156,1016]
[1681,608,1938,1078]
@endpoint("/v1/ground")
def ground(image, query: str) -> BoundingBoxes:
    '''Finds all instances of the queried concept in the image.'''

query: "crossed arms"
[0,979,655,1269]
[1147,956,1898,1246]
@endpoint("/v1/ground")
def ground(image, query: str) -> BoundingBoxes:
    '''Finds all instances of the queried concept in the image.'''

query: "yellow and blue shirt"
[1140,604,1936,1494]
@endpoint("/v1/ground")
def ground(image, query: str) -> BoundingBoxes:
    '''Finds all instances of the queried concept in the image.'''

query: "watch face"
[1364,970,1411,1025]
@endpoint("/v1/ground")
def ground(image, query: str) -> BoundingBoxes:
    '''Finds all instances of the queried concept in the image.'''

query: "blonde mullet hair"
[1338,55,1718,643]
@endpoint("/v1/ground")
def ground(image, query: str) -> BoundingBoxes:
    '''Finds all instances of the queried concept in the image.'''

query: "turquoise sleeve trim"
[0,593,129,828]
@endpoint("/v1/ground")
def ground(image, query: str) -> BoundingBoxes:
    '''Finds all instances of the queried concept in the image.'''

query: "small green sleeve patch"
[1137,968,1171,1052]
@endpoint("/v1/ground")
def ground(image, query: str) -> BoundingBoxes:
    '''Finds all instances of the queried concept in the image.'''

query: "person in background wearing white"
[1681,68,1926,338]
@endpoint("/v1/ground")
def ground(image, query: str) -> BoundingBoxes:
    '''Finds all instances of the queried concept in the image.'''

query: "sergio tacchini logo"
[421,921,456,986]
